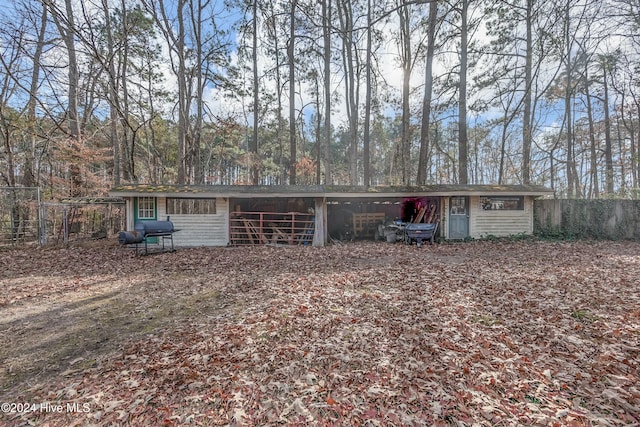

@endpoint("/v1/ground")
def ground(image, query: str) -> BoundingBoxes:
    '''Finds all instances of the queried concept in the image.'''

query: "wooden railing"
[229,211,315,246]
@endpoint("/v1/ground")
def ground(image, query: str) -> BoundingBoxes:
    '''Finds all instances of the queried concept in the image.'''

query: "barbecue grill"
[118,219,178,254]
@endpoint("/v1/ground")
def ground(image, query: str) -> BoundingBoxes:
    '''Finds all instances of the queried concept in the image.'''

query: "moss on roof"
[324,184,552,193]
[110,184,326,194]
[110,183,553,196]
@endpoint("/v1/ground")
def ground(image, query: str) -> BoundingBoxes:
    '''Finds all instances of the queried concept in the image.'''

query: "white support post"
[313,197,327,247]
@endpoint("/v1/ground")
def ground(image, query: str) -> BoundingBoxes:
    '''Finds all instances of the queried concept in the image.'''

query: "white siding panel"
[470,196,533,238]
[163,197,229,247]
[157,197,167,220]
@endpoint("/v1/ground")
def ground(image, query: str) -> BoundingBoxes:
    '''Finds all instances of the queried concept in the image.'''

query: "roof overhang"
[109,184,554,199]
[109,184,325,199]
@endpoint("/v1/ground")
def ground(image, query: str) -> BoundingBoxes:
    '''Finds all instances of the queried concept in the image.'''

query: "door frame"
[134,196,158,242]
[449,196,469,240]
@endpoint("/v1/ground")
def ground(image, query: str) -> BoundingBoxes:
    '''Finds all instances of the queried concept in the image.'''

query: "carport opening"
[229,197,315,246]
[327,197,441,242]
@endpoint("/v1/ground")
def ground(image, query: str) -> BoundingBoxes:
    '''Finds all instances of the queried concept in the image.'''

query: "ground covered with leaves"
[0,240,638,426]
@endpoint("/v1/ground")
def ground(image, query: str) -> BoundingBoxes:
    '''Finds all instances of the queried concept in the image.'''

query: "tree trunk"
[264,7,286,184]
[315,75,322,185]
[399,1,411,185]
[102,0,120,186]
[192,0,205,184]
[564,1,576,197]
[616,115,626,191]
[251,0,260,184]
[631,101,640,191]
[338,0,359,185]
[417,1,437,186]
[177,0,188,183]
[363,0,372,186]
[522,0,533,184]
[498,115,507,185]
[322,0,332,184]
[48,0,82,195]
[149,0,192,183]
[602,62,614,195]
[458,0,469,185]
[24,4,48,188]
[585,70,599,198]
[288,0,298,184]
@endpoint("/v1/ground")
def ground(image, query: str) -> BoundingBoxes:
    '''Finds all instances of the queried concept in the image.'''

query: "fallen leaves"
[0,240,639,426]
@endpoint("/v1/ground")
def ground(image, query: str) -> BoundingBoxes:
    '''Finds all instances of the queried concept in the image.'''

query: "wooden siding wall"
[157,197,229,246]
[469,196,533,238]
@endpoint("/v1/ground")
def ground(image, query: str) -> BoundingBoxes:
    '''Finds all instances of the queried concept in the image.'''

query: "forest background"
[1,0,639,200]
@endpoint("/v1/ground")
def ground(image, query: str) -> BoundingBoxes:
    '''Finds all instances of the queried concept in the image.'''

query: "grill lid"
[134,220,175,236]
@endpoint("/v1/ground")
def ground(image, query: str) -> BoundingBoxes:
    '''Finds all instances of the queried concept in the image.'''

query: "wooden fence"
[534,199,640,240]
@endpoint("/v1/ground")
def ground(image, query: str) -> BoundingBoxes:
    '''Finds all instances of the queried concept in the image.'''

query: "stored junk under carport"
[332,196,441,244]
[109,184,553,247]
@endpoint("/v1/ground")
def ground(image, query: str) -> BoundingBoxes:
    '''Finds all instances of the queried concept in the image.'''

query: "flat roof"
[109,184,553,198]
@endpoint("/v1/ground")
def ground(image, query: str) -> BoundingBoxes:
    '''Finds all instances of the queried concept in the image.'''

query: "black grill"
[118,219,178,254]
[118,230,144,245]
[134,220,176,236]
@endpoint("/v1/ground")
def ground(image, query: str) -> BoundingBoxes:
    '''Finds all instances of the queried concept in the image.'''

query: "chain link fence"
[40,199,126,245]
[0,187,41,246]
[1,187,125,247]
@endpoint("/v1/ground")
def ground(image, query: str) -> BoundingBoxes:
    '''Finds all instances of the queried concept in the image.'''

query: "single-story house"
[108,184,553,247]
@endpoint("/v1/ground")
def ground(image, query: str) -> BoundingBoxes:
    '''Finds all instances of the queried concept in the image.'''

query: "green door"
[449,196,469,239]
[134,197,157,243]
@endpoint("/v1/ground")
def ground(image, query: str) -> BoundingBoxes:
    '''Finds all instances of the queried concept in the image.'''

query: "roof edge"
[109,184,554,198]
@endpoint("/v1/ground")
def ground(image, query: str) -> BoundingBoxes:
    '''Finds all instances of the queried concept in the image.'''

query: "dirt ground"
[0,239,638,426]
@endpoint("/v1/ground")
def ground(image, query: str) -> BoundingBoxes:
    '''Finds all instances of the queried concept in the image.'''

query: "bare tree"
[288,0,298,184]
[397,0,412,185]
[417,1,438,185]
[363,0,373,186]
[250,0,260,184]
[337,0,361,185]
[457,0,469,185]
[264,5,287,183]
[100,0,120,185]
[0,29,21,188]
[600,53,615,195]
[145,0,191,184]
[322,0,333,184]
[46,0,83,195]
[522,0,533,184]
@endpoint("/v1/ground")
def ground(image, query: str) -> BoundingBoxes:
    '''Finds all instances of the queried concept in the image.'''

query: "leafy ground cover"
[0,240,638,426]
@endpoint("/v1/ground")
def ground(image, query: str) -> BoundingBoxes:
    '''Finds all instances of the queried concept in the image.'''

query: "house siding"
[113,186,552,247]
[156,197,229,246]
[469,196,533,238]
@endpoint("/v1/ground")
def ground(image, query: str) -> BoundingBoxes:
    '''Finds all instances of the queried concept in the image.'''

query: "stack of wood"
[240,219,268,244]
[268,223,289,244]
[413,203,438,224]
